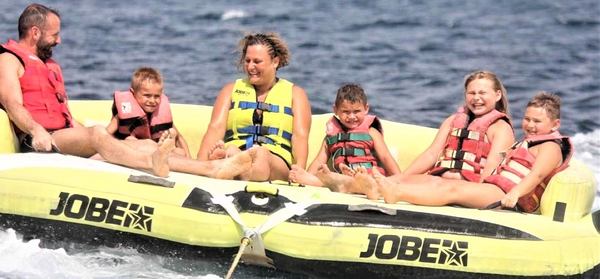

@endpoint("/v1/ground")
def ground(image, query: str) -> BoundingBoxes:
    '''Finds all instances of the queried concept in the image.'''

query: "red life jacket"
[429,107,510,182]
[484,132,573,213]
[325,115,386,175]
[0,40,73,131]
[113,90,173,142]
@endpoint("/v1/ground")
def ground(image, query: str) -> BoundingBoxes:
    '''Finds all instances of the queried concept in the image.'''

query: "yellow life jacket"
[225,78,294,166]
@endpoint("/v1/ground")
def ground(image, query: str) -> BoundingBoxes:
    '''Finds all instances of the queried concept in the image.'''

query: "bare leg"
[91,138,157,161]
[169,150,252,179]
[113,132,252,179]
[52,126,172,177]
[289,164,323,186]
[370,173,505,207]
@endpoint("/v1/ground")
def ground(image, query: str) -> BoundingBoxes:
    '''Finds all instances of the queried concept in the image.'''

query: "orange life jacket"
[112,90,173,142]
[429,107,510,182]
[484,132,573,213]
[325,115,386,175]
[0,40,72,131]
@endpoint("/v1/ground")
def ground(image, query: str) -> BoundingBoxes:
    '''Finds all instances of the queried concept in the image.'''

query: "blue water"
[1,0,599,278]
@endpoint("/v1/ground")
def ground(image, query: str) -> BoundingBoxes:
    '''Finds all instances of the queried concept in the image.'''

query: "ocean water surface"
[0,0,598,278]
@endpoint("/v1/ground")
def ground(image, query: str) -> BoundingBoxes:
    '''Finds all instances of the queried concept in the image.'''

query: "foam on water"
[572,129,600,211]
[221,9,247,21]
[0,229,221,279]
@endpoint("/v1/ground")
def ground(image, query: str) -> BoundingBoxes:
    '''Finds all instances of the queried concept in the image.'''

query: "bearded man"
[0,3,173,177]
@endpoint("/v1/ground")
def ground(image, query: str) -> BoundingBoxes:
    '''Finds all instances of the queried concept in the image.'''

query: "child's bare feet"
[289,164,323,186]
[372,168,398,203]
[339,163,356,176]
[208,140,227,160]
[152,128,176,177]
[352,167,380,200]
[315,164,353,192]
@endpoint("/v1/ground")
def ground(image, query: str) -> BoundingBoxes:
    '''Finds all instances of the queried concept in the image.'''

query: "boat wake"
[0,229,221,279]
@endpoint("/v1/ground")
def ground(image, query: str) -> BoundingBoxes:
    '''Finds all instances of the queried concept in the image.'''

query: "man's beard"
[36,40,56,62]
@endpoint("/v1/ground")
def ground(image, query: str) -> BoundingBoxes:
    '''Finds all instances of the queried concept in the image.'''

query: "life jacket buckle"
[337,133,351,141]
[257,102,273,112]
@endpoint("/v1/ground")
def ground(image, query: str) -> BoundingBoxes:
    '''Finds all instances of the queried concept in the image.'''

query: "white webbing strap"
[211,195,247,228]
[212,193,312,271]
[255,202,310,234]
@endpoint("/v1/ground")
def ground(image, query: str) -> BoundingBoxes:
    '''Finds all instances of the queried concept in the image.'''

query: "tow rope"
[210,189,312,279]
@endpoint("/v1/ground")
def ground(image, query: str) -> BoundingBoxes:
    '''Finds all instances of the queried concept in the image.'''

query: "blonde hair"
[131,67,163,92]
[527,91,561,119]
[464,70,509,116]
[237,32,290,71]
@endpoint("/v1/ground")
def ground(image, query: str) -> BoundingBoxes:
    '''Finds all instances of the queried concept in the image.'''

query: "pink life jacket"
[325,115,386,175]
[484,132,573,213]
[113,90,173,142]
[429,107,510,182]
[1,40,73,131]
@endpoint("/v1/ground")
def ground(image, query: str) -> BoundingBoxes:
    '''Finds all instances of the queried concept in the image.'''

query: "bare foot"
[212,150,252,180]
[152,128,176,177]
[315,164,352,192]
[208,140,227,160]
[351,167,380,200]
[372,168,398,203]
[289,164,323,186]
[339,163,356,176]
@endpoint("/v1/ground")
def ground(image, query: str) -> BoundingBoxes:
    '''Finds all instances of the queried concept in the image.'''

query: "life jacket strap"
[240,135,292,152]
[326,133,372,145]
[232,101,293,116]
[226,125,292,141]
[331,147,370,157]
[451,128,480,140]
[497,160,532,185]
[444,149,477,162]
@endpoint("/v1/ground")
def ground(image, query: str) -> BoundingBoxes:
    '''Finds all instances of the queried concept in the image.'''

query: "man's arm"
[0,53,53,151]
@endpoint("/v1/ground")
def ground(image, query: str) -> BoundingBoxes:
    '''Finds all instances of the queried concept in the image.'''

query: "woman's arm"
[196,83,234,160]
[290,85,311,169]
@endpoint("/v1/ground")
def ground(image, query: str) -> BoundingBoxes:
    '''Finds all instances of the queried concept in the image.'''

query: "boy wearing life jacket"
[106,67,190,157]
[358,92,572,213]
[289,83,401,187]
